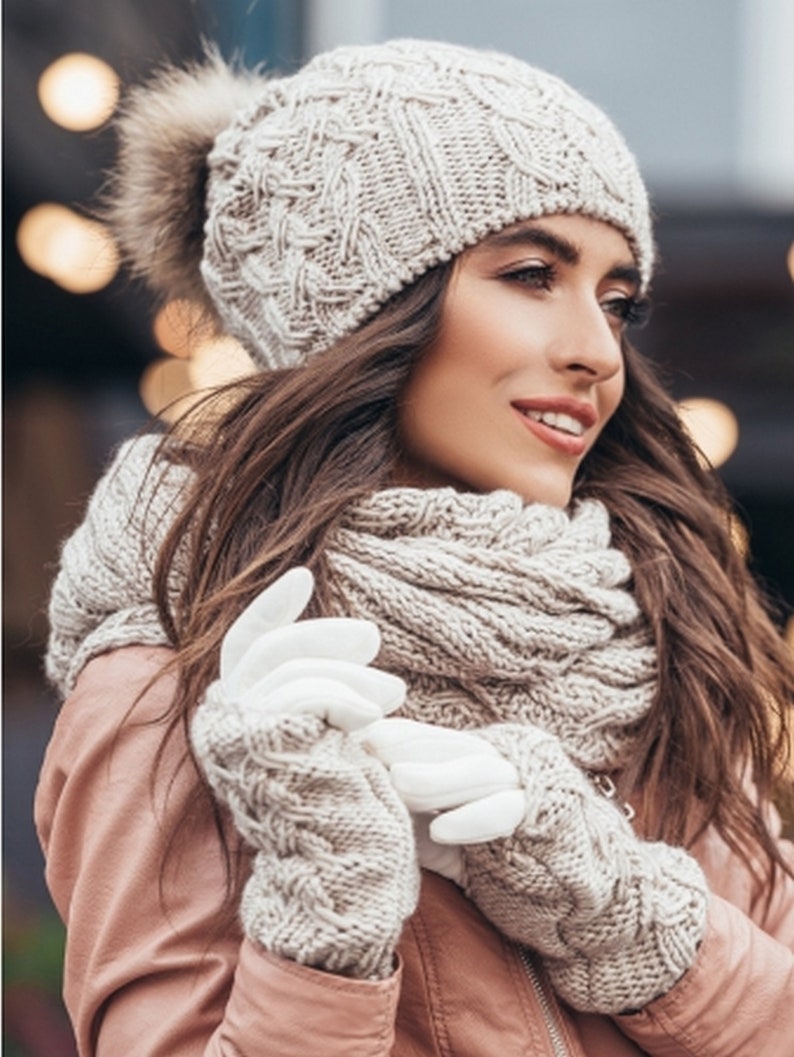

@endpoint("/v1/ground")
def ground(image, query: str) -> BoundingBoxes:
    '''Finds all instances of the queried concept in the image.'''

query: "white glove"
[359,718,526,882]
[191,568,419,980]
[219,566,406,731]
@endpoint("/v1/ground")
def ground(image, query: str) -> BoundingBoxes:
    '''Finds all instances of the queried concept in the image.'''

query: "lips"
[522,409,585,436]
[511,397,597,456]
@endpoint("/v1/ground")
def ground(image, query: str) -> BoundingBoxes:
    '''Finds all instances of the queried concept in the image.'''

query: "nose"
[552,297,624,383]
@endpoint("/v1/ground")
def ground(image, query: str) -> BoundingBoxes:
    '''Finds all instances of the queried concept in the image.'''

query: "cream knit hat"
[110,39,653,370]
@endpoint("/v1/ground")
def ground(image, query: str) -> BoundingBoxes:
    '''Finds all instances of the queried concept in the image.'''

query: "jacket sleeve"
[34,646,401,1057]
[613,810,794,1056]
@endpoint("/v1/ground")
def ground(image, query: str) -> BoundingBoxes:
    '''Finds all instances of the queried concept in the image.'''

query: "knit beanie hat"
[109,38,653,370]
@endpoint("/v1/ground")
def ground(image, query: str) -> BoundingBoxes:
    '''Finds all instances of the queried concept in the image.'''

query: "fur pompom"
[104,50,268,314]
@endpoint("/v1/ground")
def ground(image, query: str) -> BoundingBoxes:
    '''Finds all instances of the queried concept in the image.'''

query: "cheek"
[606,367,626,420]
[586,371,625,453]
[397,328,498,478]
[401,314,487,426]
[400,356,471,453]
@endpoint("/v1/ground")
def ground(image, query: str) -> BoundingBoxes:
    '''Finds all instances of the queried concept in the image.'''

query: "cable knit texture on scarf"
[46,436,179,693]
[46,435,708,1004]
[48,434,656,772]
[330,486,656,772]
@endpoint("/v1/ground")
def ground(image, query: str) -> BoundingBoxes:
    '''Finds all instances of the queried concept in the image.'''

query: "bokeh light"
[188,336,256,390]
[142,327,255,424]
[16,203,119,293]
[677,397,740,469]
[139,357,196,424]
[153,299,213,359]
[729,513,750,558]
[38,52,120,132]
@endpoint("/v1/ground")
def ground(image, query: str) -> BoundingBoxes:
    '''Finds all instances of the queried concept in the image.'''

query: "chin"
[506,474,575,509]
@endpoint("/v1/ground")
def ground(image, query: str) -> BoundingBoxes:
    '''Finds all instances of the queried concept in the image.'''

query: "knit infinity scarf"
[47,436,657,771]
[330,488,656,771]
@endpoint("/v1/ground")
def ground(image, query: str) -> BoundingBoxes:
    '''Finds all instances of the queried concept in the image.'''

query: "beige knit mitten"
[461,724,708,1014]
[191,569,419,980]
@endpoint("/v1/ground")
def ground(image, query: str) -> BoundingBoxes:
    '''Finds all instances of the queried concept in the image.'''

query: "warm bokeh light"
[142,333,256,423]
[788,241,794,284]
[728,513,750,558]
[16,204,73,276]
[139,358,196,424]
[153,299,213,358]
[189,336,256,390]
[38,52,120,132]
[677,397,740,469]
[16,203,119,293]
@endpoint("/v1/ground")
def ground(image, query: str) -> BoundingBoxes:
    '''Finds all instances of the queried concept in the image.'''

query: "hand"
[191,568,419,981]
[219,566,406,731]
[460,723,708,1014]
[359,718,526,882]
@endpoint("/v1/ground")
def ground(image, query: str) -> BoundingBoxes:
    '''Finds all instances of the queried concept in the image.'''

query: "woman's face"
[396,214,644,508]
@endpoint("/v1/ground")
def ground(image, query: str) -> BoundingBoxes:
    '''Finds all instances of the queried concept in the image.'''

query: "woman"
[36,39,793,1056]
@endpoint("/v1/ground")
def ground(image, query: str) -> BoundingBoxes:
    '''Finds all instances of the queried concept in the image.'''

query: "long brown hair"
[151,259,793,905]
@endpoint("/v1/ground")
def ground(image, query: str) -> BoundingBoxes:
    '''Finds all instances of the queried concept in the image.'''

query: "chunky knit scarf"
[331,489,656,772]
[48,436,710,1012]
[47,434,656,774]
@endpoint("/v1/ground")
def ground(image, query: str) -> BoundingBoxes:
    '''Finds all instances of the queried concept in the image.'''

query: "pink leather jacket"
[35,647,794,1057]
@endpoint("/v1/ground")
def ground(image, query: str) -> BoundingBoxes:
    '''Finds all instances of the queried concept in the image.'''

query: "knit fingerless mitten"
[192,681,420,980]
[463,724,708,1014]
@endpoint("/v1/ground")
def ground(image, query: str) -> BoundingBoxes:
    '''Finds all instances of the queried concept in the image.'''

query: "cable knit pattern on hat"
[191,698,418,980]
[198,39,653,368]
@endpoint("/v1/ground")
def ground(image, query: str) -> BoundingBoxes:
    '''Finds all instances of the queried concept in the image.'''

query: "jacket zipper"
[517,947,571,1057]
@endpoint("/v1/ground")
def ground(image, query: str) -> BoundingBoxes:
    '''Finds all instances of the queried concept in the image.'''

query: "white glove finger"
[221,567,314,679]
[359,717,499,766]
[390,755,520,813]
[413,814,465,884]
[228,618,381,695]
[429,789,527,845]
[240,675,391,732]
[247,658,406,715]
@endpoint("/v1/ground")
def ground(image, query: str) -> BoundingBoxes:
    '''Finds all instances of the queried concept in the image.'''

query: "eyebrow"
[484,223,581,264]
[482,223,642,289]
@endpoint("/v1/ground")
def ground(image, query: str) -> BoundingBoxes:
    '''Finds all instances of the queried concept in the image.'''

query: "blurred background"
[3,0,793,1051]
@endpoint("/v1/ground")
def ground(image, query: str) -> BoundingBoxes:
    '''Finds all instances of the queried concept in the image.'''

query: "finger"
[228,618,381,695]
[242,675,391,732]
[412,814,465,883]
[221,567,314,678]
[429,789,526,845]
[360,717,499,766]
[246,658,405,715]
[390,756,520,812]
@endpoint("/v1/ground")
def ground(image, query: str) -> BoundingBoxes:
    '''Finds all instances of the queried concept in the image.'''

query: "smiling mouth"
[520,409,585,437]
[511,400,595,456]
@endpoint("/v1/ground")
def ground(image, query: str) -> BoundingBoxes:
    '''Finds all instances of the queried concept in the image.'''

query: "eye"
[502,262,556,291]
[601,294,651,328]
